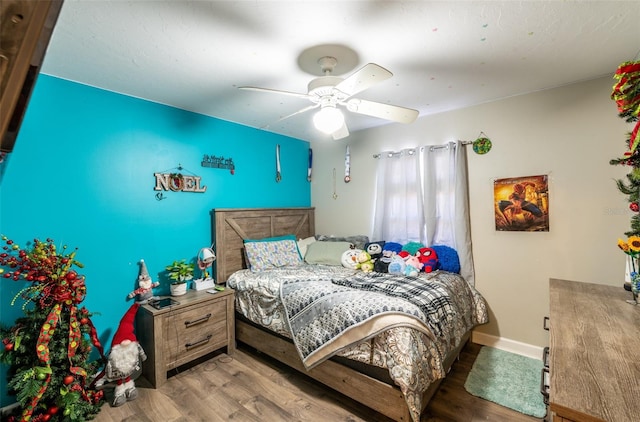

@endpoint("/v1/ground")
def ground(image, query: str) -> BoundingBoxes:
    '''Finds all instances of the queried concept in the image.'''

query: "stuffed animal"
[383,242,403,255]
[374,248,393,273]
[416,247,439,273]
[375,242,402,273]
[341,249,362,269]
[431,245,460,273]
[103,304,147,407]
[365,241,385,262]
[388,254,406,275]
[403,255,423,277]
[401,241,424,256]
[356,250,374,273]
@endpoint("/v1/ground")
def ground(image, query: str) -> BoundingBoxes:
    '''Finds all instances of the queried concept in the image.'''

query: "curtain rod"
[372,140,472,159]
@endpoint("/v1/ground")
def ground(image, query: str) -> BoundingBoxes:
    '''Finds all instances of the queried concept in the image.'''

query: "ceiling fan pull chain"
[332,168,338,200]
[344,145,351,183]
[275,144,282,182]
[307,148,313,182]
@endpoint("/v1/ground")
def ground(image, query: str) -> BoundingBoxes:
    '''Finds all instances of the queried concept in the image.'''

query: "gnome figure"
[127,259,159,303]
[105,303,147,407]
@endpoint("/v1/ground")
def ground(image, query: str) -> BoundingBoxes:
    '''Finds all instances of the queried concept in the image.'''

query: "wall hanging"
[275,144,281,183]
[344,145,351,183]
[494,175,549,232]
[154,164,206,200]
[472,132,492,155]
[201,154,235,175]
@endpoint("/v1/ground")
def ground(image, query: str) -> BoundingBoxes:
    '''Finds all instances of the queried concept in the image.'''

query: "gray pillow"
[315,234,369,250]
[305,241,353,265]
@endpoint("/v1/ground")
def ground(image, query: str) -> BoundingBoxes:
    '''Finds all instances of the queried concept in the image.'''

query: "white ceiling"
[41,0,640,142]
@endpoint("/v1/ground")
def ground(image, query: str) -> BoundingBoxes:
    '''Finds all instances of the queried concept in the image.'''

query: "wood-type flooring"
[93,341,543,422]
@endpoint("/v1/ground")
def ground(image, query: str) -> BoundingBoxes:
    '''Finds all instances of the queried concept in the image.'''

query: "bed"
[211,207,488,422]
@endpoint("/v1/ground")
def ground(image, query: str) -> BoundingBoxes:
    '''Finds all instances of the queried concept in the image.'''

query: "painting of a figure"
[494,175,549,232]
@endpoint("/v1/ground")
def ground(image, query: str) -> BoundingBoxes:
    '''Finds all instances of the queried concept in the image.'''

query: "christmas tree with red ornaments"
[0,236,105,421]
[610,60,640,236]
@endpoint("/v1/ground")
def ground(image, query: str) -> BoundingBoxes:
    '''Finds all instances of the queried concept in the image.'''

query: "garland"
[611,60,640,155]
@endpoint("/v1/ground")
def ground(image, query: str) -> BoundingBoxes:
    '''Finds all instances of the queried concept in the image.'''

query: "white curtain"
[421,141,474,285]
[372,149,425,244]
[372,141,475,286]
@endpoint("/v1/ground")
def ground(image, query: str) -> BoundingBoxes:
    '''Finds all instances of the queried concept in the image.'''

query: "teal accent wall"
[0,75,310,406]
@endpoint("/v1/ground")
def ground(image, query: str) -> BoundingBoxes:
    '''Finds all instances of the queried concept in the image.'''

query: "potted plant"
[165,259,194,296]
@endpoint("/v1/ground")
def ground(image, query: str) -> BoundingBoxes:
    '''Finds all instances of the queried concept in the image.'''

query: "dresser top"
[549,278,640,422]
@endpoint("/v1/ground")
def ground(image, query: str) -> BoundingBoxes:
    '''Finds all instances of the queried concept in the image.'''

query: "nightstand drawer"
[163,300,228,368]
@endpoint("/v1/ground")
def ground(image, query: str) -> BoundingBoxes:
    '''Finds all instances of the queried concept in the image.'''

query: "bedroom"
[1,0,639,420]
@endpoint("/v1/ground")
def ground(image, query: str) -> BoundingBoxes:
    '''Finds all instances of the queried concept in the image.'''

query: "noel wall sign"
[154,171,207,193]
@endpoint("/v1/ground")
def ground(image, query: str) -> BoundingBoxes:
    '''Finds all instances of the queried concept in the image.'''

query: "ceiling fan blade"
[346,98,419,124]
[239,86,310,100]
[332,122,350,140]
[334,63,393,98]
[273,104,319,125]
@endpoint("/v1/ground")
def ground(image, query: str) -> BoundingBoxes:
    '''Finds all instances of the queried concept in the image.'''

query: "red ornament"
[4,342,14,351]
[63,375,74,385]
[631,203,639,212]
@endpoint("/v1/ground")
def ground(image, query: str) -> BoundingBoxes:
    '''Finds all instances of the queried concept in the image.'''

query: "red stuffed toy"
[416,247,439,272]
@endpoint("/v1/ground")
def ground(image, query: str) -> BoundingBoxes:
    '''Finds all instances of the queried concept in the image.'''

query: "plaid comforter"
[332,272,455,337]
[281,271,461,370]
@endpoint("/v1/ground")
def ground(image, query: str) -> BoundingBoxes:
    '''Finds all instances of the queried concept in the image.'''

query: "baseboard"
[471,331,544,361]
[0,402,19,418]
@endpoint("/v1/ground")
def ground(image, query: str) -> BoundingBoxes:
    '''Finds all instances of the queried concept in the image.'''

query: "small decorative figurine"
[127,259,159,303]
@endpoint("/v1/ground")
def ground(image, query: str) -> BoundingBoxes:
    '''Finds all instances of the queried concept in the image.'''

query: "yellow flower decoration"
[619,238,630,252]
[629,236,640,252]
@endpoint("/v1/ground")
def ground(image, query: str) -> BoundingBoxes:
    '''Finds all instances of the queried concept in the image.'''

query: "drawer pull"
[540,367,550,405]
[184,313,212,327]
[185,334,213,349]
[543,316,550,331]
[542,346,549,368]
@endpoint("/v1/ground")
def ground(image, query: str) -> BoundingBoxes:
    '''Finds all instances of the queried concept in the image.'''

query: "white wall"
[310,76,632,349]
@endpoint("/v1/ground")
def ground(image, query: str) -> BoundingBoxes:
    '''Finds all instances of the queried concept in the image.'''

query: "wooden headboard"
[210,207,315,283]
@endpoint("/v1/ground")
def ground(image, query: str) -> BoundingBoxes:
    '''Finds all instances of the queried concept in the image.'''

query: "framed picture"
[494,175,549,232]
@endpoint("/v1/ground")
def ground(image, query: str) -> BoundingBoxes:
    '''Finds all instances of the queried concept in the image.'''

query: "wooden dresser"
[548,278,640,421]
[136,288,235,388]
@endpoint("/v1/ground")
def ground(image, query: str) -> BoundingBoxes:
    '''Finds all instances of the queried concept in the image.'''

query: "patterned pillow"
[244,235,303,272]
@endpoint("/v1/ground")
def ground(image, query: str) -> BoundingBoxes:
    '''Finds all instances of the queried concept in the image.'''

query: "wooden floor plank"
[93,342,544,422]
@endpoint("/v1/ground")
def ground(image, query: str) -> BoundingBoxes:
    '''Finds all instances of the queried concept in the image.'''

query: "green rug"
[464,346,546,418]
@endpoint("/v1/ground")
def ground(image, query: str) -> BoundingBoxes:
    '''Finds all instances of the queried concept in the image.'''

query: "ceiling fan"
[239,56,419,140]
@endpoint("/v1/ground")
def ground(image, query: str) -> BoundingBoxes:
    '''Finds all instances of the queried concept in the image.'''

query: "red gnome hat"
[112,303,140,347]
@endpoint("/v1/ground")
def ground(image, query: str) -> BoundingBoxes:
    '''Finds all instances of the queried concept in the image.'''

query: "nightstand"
[135,288,235,388]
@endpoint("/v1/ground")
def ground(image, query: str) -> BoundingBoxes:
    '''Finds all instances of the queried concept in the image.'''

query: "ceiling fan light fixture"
[313,106,344,134]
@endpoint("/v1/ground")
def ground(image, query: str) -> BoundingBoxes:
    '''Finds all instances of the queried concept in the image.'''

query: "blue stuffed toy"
[431,245,461,273]
[388,254,406,275]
